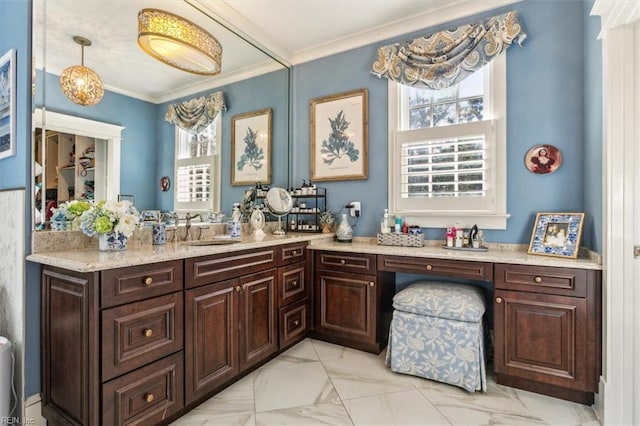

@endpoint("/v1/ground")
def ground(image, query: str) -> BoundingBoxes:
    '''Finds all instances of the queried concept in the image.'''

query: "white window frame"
[173,116,221,213]
[388,54,509,229]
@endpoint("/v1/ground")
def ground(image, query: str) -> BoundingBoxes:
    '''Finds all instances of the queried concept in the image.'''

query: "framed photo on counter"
[528,212,585,258]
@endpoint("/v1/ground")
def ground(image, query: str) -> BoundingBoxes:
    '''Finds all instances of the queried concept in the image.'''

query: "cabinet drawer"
[315,251,377,275]
[186,248,277,288]
[278,242,307,266]
[495,264,589,297]
[278,263,308,307]
[101,260,183,308]
[102,352,184,426]
[102,292,183,381]
[279,299,310,349]
[378,255,493,281]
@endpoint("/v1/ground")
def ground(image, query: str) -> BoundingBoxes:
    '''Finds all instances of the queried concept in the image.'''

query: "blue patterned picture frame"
[528,212,585,258]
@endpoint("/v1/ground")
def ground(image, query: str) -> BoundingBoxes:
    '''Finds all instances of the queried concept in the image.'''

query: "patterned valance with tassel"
[165,91,226,133]
[371,10,526,89]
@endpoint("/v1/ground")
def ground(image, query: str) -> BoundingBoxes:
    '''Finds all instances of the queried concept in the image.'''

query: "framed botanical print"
[310,88,368,181]
[231,108,272,186]
[0,49,16,160]
[528,212,585,258]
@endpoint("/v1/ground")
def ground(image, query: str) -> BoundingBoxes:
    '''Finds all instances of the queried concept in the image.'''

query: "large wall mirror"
[32,0,290,231]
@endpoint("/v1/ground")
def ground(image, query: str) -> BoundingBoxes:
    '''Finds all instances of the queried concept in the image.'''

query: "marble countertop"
[27,233,602,273]
[307,238,602,270]
[27,233,333,273]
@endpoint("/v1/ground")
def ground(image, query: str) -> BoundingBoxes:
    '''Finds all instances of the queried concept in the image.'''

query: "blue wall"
[291,0,600,247]
[583,0,603,252]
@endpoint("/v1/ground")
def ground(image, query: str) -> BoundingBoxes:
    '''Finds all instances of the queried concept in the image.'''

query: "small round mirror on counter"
[264,187,293,235]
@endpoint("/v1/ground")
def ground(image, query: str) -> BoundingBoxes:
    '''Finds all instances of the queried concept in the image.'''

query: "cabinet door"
[238,269,278,371]
[494,289,592,392]
[41,267,100,426]
[185,280,239,404]
[314,270,376,345]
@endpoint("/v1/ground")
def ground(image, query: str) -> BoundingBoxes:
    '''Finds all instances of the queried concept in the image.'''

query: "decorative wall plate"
[160,176,171,191]
[524,144,562,175]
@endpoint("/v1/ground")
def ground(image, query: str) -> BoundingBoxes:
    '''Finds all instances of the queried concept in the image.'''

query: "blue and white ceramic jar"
[227,220,242,238]
[152,222,166,245]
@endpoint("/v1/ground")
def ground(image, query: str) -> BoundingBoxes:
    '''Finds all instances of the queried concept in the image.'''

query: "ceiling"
[34,0,519,104]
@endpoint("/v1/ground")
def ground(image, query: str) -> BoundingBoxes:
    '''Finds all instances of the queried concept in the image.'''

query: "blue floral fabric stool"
[385,281,487,392]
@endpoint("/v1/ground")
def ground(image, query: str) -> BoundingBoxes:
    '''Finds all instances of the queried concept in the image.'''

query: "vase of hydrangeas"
[80,200,140,251]
[50,200,91,231]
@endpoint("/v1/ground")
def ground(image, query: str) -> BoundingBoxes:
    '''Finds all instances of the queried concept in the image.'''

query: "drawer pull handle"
[340,259,346,265]
[292,280,298,287]
[293,320,300,326]
[292,251,298,255]
[145,393,154,403]
[235,286,241,292]
[426,265,433,271]
[534,276,543,283]
[143,328,153,337]
[369,282,375,287]
[496,297,503,304]
[143,277,153,286]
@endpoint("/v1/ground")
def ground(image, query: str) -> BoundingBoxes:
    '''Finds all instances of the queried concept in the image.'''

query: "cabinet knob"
[143,277,153,286]
[426,265,433,271]
[235,286,241,292]
[291,280,298,287]
[143,328,153,337]
[340,259,346,265]
[144,393,154,403]
[534,276,543,283]
[293,320,300,326]
[495,297,503,304]
[369,282,375,287]
[292,251,298,256]
[242,284,248,290]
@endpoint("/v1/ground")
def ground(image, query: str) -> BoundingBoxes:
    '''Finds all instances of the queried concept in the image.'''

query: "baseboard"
[593,377,605,423]
[23,394,46,426]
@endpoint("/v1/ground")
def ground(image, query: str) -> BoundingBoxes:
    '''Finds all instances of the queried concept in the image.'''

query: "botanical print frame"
[310,88,368,181]
[528,212,585,258]
[231,108,272,186]
[0,49,16,160]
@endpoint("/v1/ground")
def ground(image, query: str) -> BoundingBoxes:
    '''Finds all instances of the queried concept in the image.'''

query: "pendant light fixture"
[59,36,104,106]
[137,8,222,76]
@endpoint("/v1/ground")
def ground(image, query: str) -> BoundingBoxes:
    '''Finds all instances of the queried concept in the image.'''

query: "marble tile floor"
[172,338,600,426]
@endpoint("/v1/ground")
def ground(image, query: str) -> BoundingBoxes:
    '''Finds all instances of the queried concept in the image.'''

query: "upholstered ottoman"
[385,281,487,392]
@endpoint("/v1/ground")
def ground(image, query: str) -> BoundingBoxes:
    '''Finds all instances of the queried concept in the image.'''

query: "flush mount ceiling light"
[137,8,222,76]
[59,36,105,106]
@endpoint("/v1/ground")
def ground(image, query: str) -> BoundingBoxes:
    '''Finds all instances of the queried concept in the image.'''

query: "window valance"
[371,10,526,89]
[165,91,226,133]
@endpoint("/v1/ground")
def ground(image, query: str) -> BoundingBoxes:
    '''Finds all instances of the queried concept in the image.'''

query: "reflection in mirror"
[33,108,124,230]
[32,0,290,231]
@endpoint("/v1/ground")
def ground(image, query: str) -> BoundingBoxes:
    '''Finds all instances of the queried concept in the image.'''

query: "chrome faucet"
[184,212,202,242]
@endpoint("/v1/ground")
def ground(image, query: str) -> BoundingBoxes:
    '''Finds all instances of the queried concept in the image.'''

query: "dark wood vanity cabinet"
[493,263,601,404]
[184,249,278,405]
[312,251,394,353]
[41,261,185,426]
[277,243,311,350]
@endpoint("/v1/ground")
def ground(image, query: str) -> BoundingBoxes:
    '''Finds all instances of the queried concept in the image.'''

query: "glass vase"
[98,231,128,251]
[336,213,353,243]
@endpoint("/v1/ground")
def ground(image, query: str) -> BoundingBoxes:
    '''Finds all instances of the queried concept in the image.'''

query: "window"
[174,116,221,213]
[388,54,509,229]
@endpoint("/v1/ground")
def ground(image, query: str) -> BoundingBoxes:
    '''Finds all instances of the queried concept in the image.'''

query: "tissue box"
[377,232,424,247]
